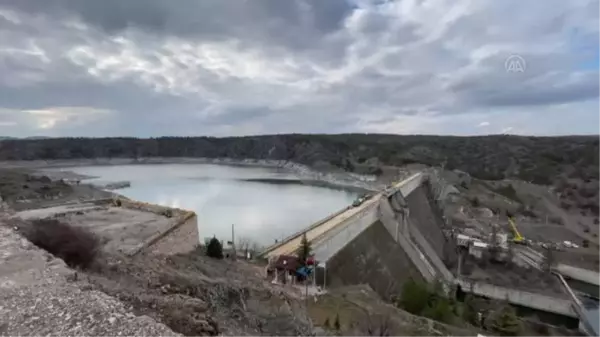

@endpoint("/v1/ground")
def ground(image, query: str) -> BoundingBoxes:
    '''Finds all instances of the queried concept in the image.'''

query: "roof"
[271,255,300,271]
[472,241,488,248]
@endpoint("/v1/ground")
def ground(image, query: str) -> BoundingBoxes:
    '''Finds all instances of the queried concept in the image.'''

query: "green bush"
[422,297,454,324]
[206,237,224,259]
[489,306,522,336]
[397,279,459,325]
[398,279,430,315]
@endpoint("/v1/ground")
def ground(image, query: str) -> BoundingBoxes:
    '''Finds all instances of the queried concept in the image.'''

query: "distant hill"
[0,136,50,141]
[0,134,596,185]
[24,136,51,140]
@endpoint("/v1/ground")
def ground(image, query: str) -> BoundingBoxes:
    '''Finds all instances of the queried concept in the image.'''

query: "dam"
[261,170,597,335]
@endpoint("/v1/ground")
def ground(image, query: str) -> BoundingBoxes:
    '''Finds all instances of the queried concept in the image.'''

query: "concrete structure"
[468,241,488,259]
[556,272,598,335]
[457,278,576,317]
[260,169,592,331]
[12,199,199,256]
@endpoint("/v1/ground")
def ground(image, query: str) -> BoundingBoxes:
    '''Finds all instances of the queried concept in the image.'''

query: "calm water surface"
[64,164,358,246]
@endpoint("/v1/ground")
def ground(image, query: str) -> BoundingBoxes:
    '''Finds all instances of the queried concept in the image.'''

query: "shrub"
[494,185,521,203]
[163,209,173,218]
[489,305,522,336]
[22,219,100,269]
[398,279,430,315]
[206,237,224,259]
[560,201,571,210]
[422,297,454,324]
[582,240,589,248]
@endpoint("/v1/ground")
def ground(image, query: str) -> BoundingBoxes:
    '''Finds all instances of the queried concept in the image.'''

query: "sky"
[0,0,598,138]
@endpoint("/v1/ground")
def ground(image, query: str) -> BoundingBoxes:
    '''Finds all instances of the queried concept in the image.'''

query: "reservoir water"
[63,164,358,247]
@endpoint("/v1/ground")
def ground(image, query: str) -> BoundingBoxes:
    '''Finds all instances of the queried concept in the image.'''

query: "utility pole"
[231,223,236,261]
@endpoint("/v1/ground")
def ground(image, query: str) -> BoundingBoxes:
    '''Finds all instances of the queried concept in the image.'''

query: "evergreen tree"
[297,233,311,265]
[206,236,224,259]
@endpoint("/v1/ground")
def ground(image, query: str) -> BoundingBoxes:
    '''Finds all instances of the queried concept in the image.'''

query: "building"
[266,255,301,285]
[469,241,488,259]
[265,255,316,285]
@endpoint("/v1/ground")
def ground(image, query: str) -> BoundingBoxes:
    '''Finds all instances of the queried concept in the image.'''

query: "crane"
[508,217,526,244]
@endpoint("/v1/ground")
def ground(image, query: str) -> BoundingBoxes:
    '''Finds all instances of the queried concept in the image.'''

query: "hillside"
[0,134,597,182]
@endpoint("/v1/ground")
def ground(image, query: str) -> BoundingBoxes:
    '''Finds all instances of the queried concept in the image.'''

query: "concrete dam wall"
[322,220,425,299]
[405,183,457,270]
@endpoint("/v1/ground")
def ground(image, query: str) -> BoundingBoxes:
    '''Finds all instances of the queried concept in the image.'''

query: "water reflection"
[63,164,358,246]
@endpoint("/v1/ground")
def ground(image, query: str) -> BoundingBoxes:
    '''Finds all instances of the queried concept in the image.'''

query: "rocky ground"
[436,168,599,270]
[0,224,178,336]
[0,168,114,211]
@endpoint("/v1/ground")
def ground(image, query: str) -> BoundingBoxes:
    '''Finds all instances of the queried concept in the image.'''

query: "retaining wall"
[458,278,577,318]
[115,198,199,256]
[116,198,187,218]
[142,212,199,255]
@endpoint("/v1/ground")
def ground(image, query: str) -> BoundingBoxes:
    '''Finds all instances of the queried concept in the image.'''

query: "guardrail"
[311,198,380,247]
[311,201,380,262]
[260,204,352,256]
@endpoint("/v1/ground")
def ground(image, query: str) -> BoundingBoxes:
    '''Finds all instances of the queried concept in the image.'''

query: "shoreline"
[1,157,384,192]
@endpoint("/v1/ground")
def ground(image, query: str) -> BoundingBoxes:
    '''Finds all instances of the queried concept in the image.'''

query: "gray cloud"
[0,0,597,137]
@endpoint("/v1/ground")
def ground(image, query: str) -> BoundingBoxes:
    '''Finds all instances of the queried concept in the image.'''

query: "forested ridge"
[0,134,597,185]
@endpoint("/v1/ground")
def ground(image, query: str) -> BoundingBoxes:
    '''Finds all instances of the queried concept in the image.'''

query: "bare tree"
[236,236,253,259]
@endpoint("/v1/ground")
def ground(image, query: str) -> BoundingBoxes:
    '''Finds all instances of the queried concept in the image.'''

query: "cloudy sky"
[0,0,598,137]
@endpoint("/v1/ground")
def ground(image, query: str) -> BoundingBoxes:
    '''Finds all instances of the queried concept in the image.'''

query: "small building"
[469,241,488,259]
[266,255,301,285]
[457,234,471,247]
